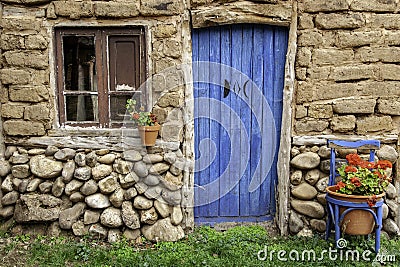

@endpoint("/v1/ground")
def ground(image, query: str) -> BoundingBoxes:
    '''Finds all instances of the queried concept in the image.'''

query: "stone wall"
[289,143,400,236]
[0,144,186,242]
[295,0,400,136]
[291,0,400,236]
[0,0,193,241]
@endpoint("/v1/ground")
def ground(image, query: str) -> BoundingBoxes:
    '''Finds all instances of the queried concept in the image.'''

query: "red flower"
[337,181,346,189]
[350,177,361,187]
[346,154,362,166]
[345,165,357,173]
[376,160,392,169]
[132,113,140,120]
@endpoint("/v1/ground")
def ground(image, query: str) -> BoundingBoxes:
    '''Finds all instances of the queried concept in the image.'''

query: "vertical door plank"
[239,25,253,217]
[249,25,264,216]
[226,25,242,217]
[219,25,235,216]
[260,26,275,215]
[208,27,221,216]
[197,29,211,217]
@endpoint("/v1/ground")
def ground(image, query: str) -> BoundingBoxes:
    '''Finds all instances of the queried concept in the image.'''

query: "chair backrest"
[327,139,381,186]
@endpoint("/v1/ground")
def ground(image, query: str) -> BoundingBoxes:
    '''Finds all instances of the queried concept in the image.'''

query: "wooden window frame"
[55,27,147,128]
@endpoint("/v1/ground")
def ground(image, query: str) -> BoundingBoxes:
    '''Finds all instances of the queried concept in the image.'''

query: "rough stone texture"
[141,218,184,242]
[134,161,148,177]
[140,0,183,16]
[61,160,75,183]
[376,145,399,163]
[85,193,110,209]
[291,199,325,219]
[14,194,63,222]
[94,2,139,18]
[84,210,100,225]
[1,191,19,205]
[121,201,140,229]
[171,206,183,225]
[291,183,318,200]
[80,179,98,195]
[290,170,303,185]
[356,116,393,134]
[331,115,356,132]
[59,202,86,229]
[29,155,63,179]
[92,164,113,180]
[310,219,326,233]
[383,219,400,235]
[133,195,153,210]
[308,104,333,119]
[89,223,107,239]
[377,98,400,115]
[120,172,139,188]
[74,167,92,181]
[289,212,303,234]
[290,152,320,170]
[100,207,123,228]
[4,120,45,136]
[98,176,118,194]
[0,159,11,177]
[154,199,171,218]
[54,148,76,161]
[304,169,321,185]
[333,99,376,114]
[109,187,124,208]
[11,164,30,178]
[140,207,158,225]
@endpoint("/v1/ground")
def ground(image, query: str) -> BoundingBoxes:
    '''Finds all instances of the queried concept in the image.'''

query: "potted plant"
[126,99,160,146]
[326,153,392,235]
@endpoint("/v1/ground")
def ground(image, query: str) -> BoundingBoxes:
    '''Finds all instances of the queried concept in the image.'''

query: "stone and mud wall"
[0,0,194,242]
[288,0,400,236]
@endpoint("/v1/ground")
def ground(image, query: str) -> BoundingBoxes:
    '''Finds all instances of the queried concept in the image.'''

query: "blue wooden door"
[192,24,288,224]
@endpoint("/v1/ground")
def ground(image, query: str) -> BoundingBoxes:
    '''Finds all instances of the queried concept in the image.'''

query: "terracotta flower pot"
[326,185,385,235]
[138,124,160,146]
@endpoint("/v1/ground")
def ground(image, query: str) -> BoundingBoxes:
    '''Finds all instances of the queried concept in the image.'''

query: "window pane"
[65,95,98,122]
[110,94,141,121]
[63,36,96,92]
[109,36,140,92]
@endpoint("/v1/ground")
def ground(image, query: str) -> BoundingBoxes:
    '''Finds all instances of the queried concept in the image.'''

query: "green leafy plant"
[126,99,157,126]
[333,153,392,205]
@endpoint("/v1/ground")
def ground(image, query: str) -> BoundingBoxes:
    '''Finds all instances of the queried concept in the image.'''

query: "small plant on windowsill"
[126,99,160,146]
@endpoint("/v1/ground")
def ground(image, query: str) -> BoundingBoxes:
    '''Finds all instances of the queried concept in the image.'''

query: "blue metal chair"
[325,139,383,252]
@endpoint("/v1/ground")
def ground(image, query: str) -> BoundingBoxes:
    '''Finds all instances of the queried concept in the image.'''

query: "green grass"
[3,226,397,267]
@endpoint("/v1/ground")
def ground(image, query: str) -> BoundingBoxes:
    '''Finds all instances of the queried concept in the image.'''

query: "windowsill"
[48,126,139,137]
[3,126,181,151]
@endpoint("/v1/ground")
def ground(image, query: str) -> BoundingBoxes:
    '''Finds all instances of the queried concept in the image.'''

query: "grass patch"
[0,226,395,266]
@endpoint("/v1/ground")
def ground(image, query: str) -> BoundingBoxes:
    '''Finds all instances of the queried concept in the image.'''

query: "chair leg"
[325,204,332,240]
[375,206,383,253]
[334,205,341,246]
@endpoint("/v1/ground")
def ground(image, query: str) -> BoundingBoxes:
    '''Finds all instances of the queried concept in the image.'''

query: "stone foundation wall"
[289,143,400,237]
[0,144,186,242]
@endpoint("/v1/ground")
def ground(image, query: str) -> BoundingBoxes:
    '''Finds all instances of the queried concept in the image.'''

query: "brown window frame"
[55,27,147,128]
